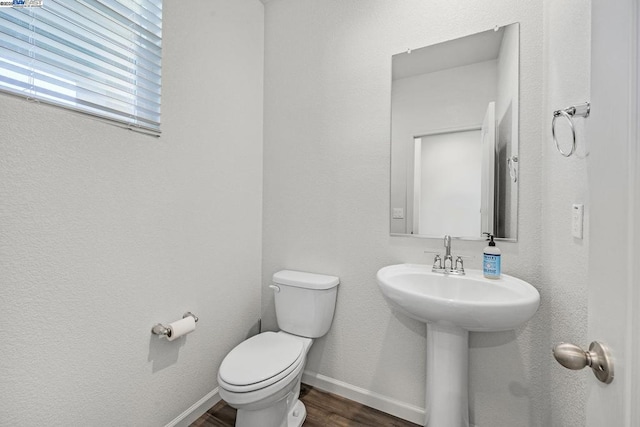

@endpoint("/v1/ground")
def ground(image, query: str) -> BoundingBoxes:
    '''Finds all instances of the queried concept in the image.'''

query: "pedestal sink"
[376,264,540,427]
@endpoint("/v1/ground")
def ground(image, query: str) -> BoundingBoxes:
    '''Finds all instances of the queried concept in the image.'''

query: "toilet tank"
[272,270,339,338]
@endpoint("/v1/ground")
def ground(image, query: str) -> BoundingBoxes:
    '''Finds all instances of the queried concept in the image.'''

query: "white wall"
[542,0,591,425]
[262,1,547,426]
[0,1,264,425]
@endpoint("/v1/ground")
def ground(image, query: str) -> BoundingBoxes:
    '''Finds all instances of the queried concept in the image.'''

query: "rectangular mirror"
[390,23,519,241]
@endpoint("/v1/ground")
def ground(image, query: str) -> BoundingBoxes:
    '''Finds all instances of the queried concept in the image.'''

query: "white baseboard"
[302,370,425,425]
[166,376,479,427]
[165,388,221,427]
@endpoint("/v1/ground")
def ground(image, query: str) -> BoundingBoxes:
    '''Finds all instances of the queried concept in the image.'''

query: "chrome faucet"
[443,235,453,269]
[432,235,465,275]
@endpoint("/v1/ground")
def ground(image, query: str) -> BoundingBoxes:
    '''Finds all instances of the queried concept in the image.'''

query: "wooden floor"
[191,383,420,427]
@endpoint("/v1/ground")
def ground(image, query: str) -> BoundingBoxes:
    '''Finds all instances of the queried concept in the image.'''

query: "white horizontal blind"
[0,0,162,134]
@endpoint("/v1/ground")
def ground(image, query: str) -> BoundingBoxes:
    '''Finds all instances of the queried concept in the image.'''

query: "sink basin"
[376,263,540,426]
[377,264,540,331]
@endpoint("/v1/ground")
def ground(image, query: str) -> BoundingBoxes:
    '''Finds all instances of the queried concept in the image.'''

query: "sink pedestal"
[425,323,469,427]
[376,265,541,427]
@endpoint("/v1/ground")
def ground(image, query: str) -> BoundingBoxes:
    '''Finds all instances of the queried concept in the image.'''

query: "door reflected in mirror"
[390,23,519,240]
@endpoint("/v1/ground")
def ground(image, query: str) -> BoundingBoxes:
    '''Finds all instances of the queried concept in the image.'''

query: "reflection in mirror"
[390,23,519,240]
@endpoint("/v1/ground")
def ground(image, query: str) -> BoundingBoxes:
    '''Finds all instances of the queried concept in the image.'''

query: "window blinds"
[0,0,162,134]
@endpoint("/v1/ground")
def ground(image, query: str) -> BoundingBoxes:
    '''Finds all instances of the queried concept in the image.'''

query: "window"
[0,0,162,135]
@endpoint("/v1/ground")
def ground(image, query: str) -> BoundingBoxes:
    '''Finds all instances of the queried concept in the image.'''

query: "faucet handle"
[432,255,444,271]
[446,256,465,275]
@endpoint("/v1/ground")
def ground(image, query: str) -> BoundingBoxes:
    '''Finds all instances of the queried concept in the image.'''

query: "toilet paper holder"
[151,312,199,337]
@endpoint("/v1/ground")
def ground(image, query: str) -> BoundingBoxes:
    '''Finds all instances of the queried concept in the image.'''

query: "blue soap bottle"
[482,233,501,279]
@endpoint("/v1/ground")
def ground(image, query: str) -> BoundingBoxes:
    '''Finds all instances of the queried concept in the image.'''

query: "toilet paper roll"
[167,316,196,341]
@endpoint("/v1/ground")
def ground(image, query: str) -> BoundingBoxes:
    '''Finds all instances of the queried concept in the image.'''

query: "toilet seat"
[218,332,305,393]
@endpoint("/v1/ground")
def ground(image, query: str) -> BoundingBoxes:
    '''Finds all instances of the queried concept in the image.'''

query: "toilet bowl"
[218,332,312,427]
[217,270,339,427]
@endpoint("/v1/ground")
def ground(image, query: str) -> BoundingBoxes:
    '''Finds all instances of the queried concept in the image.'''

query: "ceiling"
[392,27,506,81]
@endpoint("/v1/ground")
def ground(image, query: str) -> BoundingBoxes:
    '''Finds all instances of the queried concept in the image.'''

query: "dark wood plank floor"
[191,383,420,427]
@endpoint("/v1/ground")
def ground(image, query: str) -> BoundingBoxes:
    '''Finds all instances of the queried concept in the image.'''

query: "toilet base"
[234,395,306,427]
[231,373,307,427]
[287,400,306,427]
[235,395,287,427]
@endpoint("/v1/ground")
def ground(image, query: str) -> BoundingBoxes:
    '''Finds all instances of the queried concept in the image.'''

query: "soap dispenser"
[482,233,501,279]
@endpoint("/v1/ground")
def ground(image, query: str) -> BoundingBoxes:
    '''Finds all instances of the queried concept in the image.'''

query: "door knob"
[552,341,614,384]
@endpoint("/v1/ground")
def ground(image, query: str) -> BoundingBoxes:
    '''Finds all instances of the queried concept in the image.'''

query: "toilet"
[217,270,340,427]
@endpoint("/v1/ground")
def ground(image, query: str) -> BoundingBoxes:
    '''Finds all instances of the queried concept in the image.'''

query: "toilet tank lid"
[273,270,339,290]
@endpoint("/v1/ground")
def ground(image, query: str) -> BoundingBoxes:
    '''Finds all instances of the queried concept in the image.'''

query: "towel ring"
[552,110,576,157]
[552,102,590,157]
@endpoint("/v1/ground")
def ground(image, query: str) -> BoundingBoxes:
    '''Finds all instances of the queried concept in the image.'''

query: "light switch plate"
[572,204,584,239]
[392,208,404,219]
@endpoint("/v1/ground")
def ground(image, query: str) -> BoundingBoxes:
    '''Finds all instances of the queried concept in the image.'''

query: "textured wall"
[262,1,548,426]
[541,0,591,425]
[0,1,264,425]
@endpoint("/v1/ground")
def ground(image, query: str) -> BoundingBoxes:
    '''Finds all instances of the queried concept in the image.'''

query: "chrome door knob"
[553,343,591,370]
[552,341,614,384]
